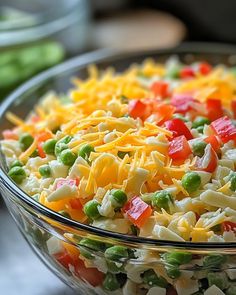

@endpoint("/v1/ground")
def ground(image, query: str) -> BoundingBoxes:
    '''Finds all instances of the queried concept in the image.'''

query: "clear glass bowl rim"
[0,0,88,46]
[1,42,236,250]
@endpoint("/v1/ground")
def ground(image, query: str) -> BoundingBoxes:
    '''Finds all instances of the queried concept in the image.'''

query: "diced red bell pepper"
[75,258,104,287]
[195,144,218,173]
[123,196,152,228]
[198,62,212,75]
[164,118,193,140]
[156,104,175,125]
[168,135,192,161]
[204,135,221,152]
[150,81,169,98]
[231,100,236,119]
[37,143,46,158]
[222,221,236,232]
[170,94,194,114]
[36,130,53,142]
[54,250,75,270]
[206,99,223,121]
[180,67,195,79]
[128,100,151,119]
[69,198,82,210]
[56,178,79,189]
[210,116,236,143]
[2,129,18,140]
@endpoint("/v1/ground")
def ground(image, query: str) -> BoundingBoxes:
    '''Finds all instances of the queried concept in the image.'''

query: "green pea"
[142,269,168,288]
[39,165,51,178]
[59,210,71,219]
[117,151,130,159]
[110,190,127,208]
[78,144,94,161]
[203,254,227,268]
[106,260,124,274]
[196,126,204,134]
[173,113,188,122]
[10,160,23,168]
[79,238,105,260]
[55,136,72,156]
[43,139,57,155]
[8,166,26,184]
[103,273,120,291]
[226,286,236,295]
[19,133,34,151]
[59,149,77,166]
[163,251,192,265]
[166,265,181,279]
[230,175,236,192]
[166,66,180,79]
[181,172,201,193]
[192,116,211,129]
[207,272,228,290]
[30,149,39,158]
[104,246,129,262]
[83,200,101,220]
[192,141,207,157]
[152,190,173,211]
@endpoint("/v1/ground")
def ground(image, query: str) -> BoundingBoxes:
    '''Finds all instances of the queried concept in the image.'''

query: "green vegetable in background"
[0,41,65,99]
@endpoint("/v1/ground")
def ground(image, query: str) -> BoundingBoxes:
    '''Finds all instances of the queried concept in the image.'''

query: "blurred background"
[1,0,236,100]
[0,0,236,294]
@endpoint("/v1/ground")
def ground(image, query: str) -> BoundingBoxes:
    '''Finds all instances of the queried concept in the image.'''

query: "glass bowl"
[0,0,90,98]
[1,43,236,295]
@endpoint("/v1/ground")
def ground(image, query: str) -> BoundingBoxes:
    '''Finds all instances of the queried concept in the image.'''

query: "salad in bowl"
[1,46,236,295]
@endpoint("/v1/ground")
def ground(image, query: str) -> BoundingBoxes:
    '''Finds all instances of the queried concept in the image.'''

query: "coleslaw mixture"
[2,57,236,294]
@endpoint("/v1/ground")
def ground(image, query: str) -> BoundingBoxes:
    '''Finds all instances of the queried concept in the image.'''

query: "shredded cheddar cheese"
[2,57,236,245]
